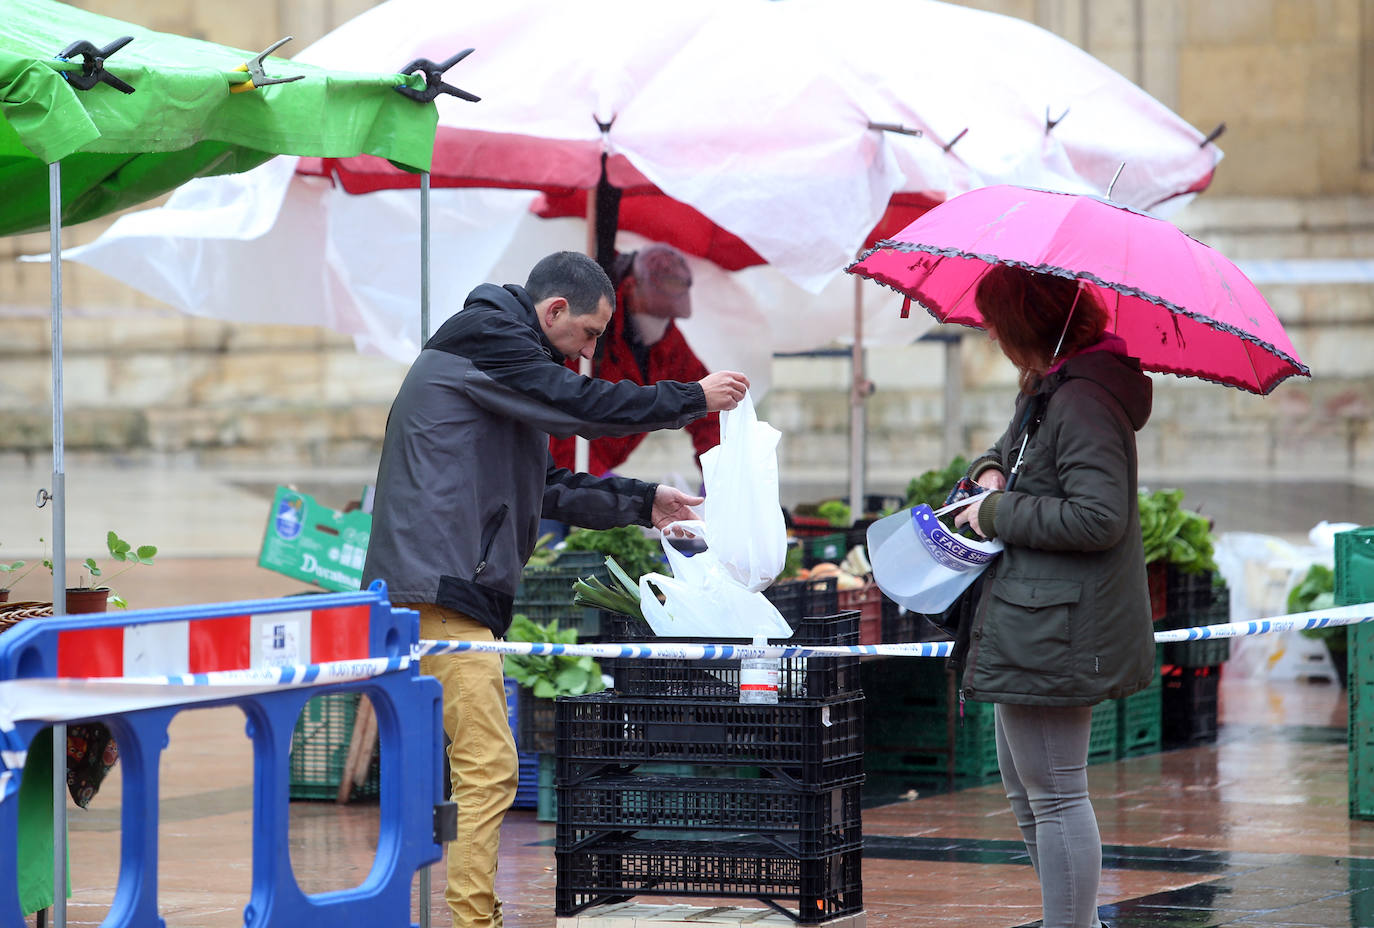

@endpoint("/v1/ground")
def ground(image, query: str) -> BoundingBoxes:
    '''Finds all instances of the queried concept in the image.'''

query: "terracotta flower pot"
[65,587,111,614]
[0,589,9,603]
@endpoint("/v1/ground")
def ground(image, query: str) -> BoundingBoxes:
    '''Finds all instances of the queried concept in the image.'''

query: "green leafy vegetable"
[503,614,605,698]
[1137,489,1215,574]
[572,556,645,620]
[816,500,852,528]
[1289,564,1343,653]
[777,540,804,581]
[561,526,664,582]
[904,456,970,511]
[525,532,558,568]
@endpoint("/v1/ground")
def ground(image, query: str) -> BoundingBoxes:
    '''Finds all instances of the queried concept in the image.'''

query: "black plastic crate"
[1164,566,1216,621]
[602,611,860,700]
[1163,586,1232,667]
[518,688,557,754]
[555,694,865,788]
[556,776,863,856]
[555,838,863,924]
[879,596,954,645]
[1161,664,1220,747]
[515,563,609,639]
[763,576,840,624]
[860,654,954,712]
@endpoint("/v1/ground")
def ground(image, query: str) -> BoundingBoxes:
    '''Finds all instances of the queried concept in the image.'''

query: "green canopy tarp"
[0,0,438,235]
[2,6,443,918]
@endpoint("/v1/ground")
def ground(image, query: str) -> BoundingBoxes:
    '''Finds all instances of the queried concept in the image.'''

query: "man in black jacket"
[362,250,748,928]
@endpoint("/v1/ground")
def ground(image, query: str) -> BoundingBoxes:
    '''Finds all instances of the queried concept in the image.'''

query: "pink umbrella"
[846,184,1310,395]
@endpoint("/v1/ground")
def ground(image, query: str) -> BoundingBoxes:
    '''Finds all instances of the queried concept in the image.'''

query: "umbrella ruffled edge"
[846,239,1312,396]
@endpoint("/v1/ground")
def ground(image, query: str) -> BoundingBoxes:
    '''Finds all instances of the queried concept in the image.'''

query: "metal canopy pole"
[574,191,596,473]
[418,168,432,928]
[943,334,963,466]
[420,170,432,345]
[48,158,70,928]
[848,275,866,520]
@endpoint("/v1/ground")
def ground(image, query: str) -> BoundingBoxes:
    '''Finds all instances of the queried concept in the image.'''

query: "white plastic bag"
[638,520,793,640]
[699,390,786,592]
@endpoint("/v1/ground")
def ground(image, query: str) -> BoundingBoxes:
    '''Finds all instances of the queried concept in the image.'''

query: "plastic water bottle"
[739,636,780,704]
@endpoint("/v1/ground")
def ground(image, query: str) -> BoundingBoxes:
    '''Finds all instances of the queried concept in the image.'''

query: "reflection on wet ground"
[852,676,1371,928]
[11,552,1372,927]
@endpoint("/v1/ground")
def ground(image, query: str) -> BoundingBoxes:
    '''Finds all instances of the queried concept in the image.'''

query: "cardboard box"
[258,487,371,591]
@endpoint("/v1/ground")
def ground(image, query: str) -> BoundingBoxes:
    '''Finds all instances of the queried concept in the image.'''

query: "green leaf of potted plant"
[0,540,45,603]
[81,530,158,610]
[16,531,159,612]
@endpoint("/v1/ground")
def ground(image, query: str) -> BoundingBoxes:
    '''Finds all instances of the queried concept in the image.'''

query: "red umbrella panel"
[847,185,1310,395]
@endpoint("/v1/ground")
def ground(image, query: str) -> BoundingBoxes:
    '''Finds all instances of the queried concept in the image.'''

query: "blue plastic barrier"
[0,584,445,928]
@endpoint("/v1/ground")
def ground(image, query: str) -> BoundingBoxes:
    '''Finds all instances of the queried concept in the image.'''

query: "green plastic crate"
[514,563,608,639]
[1117,647,1164,757]
[551,549,612,572]
[862,657,997,791]
[537,752,557,822]
[1351,625,1374,819]
[1337,528,1374,608]
[1338,527,1374,819]
[1117,687,1162,757]
[1088,700,1119,765]
[289,692,379,801]
[866,696,998,788]
[803,532,848,565]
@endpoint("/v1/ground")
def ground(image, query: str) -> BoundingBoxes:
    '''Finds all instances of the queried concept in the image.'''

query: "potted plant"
[7,532,158,613]
[0,541,45,603]
[69,531,158,612]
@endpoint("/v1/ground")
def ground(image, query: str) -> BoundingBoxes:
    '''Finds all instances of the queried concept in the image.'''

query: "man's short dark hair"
[525,252,615,316]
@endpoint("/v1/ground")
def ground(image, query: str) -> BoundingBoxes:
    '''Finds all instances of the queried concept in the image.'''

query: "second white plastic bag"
[638,520,792,640]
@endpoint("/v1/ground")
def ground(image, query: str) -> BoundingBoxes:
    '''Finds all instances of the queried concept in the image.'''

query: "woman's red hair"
[974,264,1109,393]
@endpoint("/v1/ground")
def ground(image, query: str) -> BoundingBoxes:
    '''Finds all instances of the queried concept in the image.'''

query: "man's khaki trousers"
[408,603,519,928]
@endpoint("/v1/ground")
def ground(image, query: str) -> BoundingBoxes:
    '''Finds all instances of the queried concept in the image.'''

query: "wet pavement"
[19,674,1365,928]
[4,463,1374,927]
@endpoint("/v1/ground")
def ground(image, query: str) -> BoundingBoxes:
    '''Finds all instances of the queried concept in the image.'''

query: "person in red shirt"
[549,244,720,477]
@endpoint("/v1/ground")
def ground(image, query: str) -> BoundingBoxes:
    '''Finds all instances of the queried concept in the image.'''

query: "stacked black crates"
[555,580,864,924]
[1159,567,1229,747]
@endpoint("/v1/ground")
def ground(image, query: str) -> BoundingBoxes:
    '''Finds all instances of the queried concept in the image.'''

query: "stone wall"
[1,0,1370,495]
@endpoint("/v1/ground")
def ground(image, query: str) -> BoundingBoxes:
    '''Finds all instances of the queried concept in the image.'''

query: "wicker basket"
[0,600,53,632]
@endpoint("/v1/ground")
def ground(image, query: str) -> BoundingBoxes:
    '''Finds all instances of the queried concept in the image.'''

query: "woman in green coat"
[954,264,1157,928]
